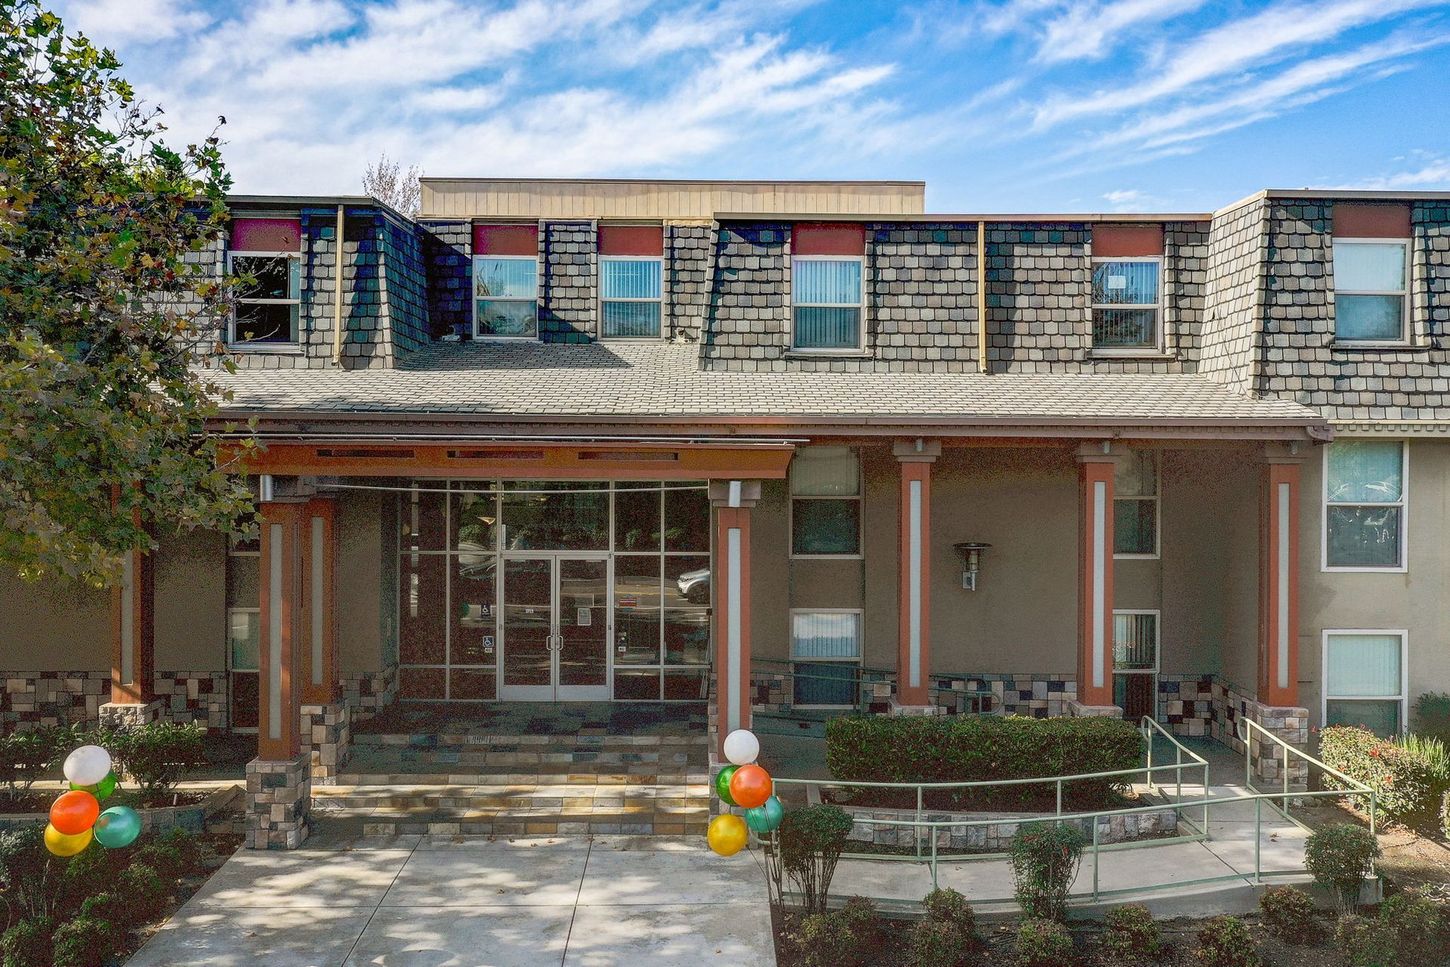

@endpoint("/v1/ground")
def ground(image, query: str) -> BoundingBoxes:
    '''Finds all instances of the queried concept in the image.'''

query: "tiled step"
[352,731,709,750]
[345,748,707,770]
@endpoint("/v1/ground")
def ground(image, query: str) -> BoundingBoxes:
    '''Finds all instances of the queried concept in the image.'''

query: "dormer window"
[1333,204,1412,344]
[473,224,539,339]
[228,218,301,348]
[792,223,865,352]
[1091,224,1163,353]
[599,225,663,339]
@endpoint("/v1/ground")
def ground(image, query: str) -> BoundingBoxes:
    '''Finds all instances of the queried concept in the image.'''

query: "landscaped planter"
[0,785,242,834]
[838,802,1181,851]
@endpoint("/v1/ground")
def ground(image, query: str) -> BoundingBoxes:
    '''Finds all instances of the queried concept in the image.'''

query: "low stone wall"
[841,802,1182,852]
[0,785,242,834]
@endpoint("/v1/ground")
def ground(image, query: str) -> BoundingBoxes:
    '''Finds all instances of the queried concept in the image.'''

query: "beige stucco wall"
[339,491,385,675]
[0,572,110,670]
[154,528,227,670]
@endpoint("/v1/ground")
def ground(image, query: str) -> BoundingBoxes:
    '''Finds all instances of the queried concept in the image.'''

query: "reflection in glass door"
[500,556,611,701]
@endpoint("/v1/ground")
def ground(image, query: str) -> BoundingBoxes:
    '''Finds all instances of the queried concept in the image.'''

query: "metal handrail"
[1142,715,1212,834]
[749,657,996,714]
[1235,717,1379,837]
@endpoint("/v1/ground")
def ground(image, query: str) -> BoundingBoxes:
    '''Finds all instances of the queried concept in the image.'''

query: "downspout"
[330,205,345,366]
[977,220,989,374]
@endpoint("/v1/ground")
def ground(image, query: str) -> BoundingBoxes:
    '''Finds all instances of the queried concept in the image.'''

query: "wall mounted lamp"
[953,542,991,591]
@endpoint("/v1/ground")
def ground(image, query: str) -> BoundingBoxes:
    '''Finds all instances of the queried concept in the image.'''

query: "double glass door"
[500,555,610,701]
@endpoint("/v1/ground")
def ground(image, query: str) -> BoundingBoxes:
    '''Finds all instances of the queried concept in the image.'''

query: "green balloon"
[92,806,141,849]
[714,765,739,806]
[744,795,785,834]
[70,770,117,800]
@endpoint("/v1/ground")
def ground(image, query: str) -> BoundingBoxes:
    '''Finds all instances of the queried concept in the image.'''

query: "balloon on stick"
[93,806,142,849]
[62,746,112,788]
[744,795,785,834]
[49,790,99,836]
[722,729,760,767]
[728,764,772,810]
[43,824,91,858]
[714,765,739,807]
[707,814,749,857]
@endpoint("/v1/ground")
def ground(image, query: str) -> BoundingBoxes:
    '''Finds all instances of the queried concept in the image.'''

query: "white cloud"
[62,0,210,43]
[1036,0,1206,63]
[1340,154,1450,189]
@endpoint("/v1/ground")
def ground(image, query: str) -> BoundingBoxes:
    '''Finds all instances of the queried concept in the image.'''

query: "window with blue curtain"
[474,256,538,337]
[792,258,862,350]
[791,611,861,706]
[1325,633,1404,735]
[1326,440,1405,568]
[600,257,662,338]
[1334,241,1407,342]
[1091,259,1160,349]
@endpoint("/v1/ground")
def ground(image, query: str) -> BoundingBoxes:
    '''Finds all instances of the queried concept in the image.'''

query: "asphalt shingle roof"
[207,342,1324,428]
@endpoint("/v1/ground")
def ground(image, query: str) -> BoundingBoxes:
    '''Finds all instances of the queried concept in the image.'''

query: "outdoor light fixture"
[953,542,991,591]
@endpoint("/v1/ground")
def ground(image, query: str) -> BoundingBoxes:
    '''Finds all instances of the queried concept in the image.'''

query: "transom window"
[1334,240,1409,342]
[1324,631,1406,736]
[790,446,862,557]
[790,610,862,707]
[1092,258,1161,350]
[1113,448,1158,557]
[1324,440,1406,570]
[230,254,301,345]
[474,257,539,338]
[600,258,662,338]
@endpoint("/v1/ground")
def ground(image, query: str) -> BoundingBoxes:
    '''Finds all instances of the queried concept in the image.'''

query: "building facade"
[3,178,1448,845]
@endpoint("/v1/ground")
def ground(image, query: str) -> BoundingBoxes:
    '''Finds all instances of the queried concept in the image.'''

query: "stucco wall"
[339,491,385,675]
[154,528,227,670]
[0,572,110,671]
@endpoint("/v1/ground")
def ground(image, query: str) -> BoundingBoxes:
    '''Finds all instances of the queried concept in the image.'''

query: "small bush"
[1192,916,1259,967]
[115,864,169,923]
[1319,726,1447,827]
[74,894,122,928]
[791,897,881,967]
[1102,904,1164,963]
[1014,918,1072,967]
[1340,892,1450,967]
[907,918,971,967]
[1009,822,1084,922]
[922,887,977,940]
[1443,788,1450,842]
[98,723,205,805]
[156,828,203,874]
[1258,886,1318,944]
[0,829,62,925]
[130,843,184,882]
[1413,692,1450,743]
[55,845,123,915]
[0,917,53,967]
[1304,823,1380,914]
[51,916,118,967]
[776,805,854,915]
[0,728,76,802]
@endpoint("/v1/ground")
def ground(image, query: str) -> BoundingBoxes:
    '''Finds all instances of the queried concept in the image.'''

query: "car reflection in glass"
[676,568,710,604]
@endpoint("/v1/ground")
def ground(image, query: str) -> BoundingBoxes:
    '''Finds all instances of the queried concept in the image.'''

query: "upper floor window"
[1091,224,1163,352]
[599,225,664,339]
[1114,448,1158,557]
[1324,440,1406,570]
[792,223,865,352]
[790,446,861,557]
[228,217,301,347]
[473,224,538,339]
[1333,202,1412,344]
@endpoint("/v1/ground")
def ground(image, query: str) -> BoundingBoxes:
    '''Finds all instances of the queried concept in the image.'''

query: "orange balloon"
[728,764,772,810]
[49,790,99,836]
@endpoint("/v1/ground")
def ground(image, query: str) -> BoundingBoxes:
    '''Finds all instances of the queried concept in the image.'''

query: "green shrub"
[1340,892,1450,967]
[0,829,62,925]
[825,715,1142,809]
[55,845,123,915]
[1101,904,1164,963]
[73,894,122,929]
[1192,916,1259,967]
[0,728,76,802]
[922,887,977,941]
[1014,918,1072,967]
[50,917,118,967]
[0,917,52,967]
[129,844,184,882]
[1009,822,1084,922]
[1413,692,1450,743]
[1442,788,1450,842]
[1304,823,1380,914]
[115,864,168,923]
[790,897,881,967]
[97,723,204,805]
[1319,725,1446,827]
[907,918,972,967]
[156,828,203,874]
[1257,886,1318,943]
[775,805,854,915]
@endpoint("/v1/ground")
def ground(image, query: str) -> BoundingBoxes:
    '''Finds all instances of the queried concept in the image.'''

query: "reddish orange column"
[300,498,339,706]
[894,441,940,707]
[1077,449,1117,708]
[710,480,759,752]
[258,501,305,760]
[110,539,155,705]
[1258,454,1303,708]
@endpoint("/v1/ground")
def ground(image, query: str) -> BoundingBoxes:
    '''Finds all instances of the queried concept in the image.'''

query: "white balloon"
[63,745,112,787]
[723,729,760,766]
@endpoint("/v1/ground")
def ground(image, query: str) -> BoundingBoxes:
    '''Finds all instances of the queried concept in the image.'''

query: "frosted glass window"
[1114,449,1158,556]
[791,611,861,706]
[790,447,860,497]
[1326,633,1404,735]
[792,258,862,350]
[1335,241,1407,342]
[1092,259,1160,349]
[791,447,861,556]
[601,258,662,338]
[1326,441,1404,568]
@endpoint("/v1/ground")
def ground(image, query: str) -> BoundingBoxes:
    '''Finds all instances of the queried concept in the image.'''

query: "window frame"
[1332,237,1411,345]
[790,254,866,354]
[788,607,864,710]
[1113,449,1160,560]
[1090,255,1163,354]
[788,447,864,560]
[1321,440,1409,573]
[1321,628,1408,736]
[472,254,540,340]
[226,249,302,350]
[598,254,665,341]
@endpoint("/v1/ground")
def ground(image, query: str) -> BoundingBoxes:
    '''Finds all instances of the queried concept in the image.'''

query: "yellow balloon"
[707,814,749,857]
[44,823,91,858]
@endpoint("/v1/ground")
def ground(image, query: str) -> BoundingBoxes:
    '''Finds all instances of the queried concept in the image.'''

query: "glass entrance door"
[500,555,610,701]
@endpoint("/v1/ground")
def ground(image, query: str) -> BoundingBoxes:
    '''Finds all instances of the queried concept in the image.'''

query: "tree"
[0,0,256,586]
[362,152,422,216]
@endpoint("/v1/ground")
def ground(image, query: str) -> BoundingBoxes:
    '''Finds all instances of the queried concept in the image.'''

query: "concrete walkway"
[126,835,775,967]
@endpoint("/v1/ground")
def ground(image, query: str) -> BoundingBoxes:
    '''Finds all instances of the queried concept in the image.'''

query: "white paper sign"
[577,607,592,627]
[1107,275,1128,290]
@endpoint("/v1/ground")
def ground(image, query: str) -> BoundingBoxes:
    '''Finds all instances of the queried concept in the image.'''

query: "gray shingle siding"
[664,222,713,342]
[378,214,430,355]
[1200,196,1268,396]
[419,219,471,340]
[540,220,596,343]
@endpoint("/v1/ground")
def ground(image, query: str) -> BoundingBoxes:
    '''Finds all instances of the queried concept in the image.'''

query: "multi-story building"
[4,178,1447,846]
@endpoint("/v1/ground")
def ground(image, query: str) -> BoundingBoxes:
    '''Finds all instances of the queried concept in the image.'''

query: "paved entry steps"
[311,702,712,837]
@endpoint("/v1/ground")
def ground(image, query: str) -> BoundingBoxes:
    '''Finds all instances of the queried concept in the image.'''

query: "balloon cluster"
[45,746,141,857]
[706,729,784,857]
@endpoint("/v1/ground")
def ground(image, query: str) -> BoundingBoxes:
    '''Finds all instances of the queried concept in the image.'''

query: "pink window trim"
[474,224,538,256]
[793,223,866,257]
[231,218,301,253]
[599,225,664,257]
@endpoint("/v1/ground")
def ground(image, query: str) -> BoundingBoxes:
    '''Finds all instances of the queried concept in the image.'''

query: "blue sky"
[53,0,1450,212]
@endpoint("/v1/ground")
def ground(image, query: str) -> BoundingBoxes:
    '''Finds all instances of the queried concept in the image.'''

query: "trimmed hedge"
[1319,725,1449,827]
[824,714,1142,810]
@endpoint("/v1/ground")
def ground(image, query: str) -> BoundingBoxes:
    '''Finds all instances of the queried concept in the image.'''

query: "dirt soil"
[1294,797,1450,892]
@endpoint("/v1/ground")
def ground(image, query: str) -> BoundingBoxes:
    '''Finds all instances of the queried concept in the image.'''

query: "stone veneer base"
[245,754,311,850]
[99,699,165,728]
[841,803,1180,851]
